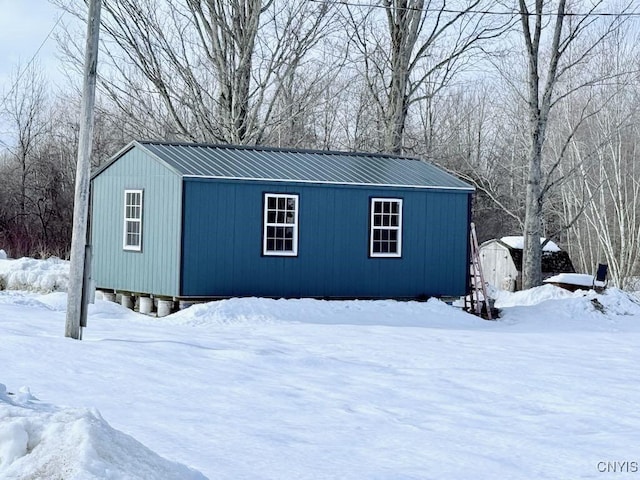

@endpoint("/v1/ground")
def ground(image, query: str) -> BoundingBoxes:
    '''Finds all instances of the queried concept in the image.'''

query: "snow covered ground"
[544,272,607,289]
[2,257,640,479]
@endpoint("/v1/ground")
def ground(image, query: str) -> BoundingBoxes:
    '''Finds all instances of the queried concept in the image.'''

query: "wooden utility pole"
[65,0,102,339]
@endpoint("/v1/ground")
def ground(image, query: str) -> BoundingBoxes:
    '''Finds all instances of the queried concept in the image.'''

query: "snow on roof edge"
[500,236,561,252]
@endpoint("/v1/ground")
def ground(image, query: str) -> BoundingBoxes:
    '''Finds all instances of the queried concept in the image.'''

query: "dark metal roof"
[112,141,473,190]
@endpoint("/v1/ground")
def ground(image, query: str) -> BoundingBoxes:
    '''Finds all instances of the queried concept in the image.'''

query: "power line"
[312,0,640,17]
[0,10,66,109]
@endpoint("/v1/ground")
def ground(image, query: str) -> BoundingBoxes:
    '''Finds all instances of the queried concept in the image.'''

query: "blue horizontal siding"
[181,178,470,298]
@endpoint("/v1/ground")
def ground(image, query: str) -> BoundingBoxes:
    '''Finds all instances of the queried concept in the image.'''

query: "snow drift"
[0,257,69,293]
[0,384,206,480]
[3,252,640,479]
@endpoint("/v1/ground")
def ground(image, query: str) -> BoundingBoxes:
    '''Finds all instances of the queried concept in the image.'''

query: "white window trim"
[370,197,403,258]
[263,193,299,256]
[123,189,143,252]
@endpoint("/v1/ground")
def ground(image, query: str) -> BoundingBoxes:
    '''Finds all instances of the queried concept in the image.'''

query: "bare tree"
[55,0,339,145]
[345,0,507,154]
[1,63,49,222]
[420,83,527,241]
[0,63,51,254]
[558,22,640,287]
[0,64,84,257]
[517,0,630,288]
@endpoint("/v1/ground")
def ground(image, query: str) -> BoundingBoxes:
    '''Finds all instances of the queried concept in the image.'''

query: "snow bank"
[0,250,6,260]
[494,284,577,307]
[496,283,640,312]
[0,257,69,293]
[501,236,561,252]
[543,272,607,289]
[494,285,640,332]
[596,287,640,316]
[0,383,207,480]
[166,296,484,329]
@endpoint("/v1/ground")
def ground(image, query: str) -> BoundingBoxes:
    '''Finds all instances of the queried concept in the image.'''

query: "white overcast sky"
[0,0,68,89]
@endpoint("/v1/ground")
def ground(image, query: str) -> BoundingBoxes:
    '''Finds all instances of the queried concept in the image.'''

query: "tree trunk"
[522,126,544,289]
[382,0,422,154]
[519,0,566,288]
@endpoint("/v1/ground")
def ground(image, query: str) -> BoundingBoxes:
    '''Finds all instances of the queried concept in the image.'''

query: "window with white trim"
[123,189,143,251]
[370,198,402,257]
[263,193,299,256]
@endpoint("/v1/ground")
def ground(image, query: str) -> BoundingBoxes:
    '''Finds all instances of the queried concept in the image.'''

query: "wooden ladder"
[467,222,493,320]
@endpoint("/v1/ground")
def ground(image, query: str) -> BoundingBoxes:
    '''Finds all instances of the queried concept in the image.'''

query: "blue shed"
[90,141,474,302]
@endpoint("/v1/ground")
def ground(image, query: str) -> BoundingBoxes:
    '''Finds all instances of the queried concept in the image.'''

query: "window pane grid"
[123,190,143,251]
[370,198,402,257]
[264,194,298,255]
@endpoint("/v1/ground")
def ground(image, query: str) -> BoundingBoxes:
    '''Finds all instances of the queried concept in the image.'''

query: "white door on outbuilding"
[480,242,517,291]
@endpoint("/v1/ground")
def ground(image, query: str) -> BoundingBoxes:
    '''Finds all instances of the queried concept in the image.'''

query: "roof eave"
[181,174,475,191]
[91,140,185,180]
[90,141,137,180]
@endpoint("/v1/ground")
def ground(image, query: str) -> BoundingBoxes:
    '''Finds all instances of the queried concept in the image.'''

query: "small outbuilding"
[90,141,474,304]
[479,236,575,291]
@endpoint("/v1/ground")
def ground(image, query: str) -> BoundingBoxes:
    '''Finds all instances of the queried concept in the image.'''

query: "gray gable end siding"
[91,147,183,297]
